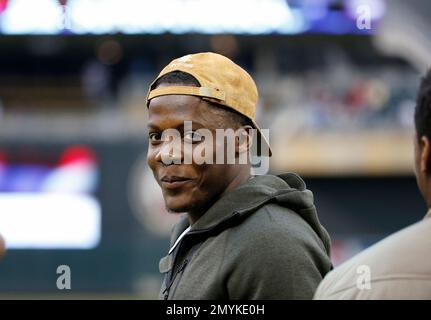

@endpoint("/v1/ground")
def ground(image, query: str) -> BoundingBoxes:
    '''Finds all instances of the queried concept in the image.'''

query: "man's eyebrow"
[147,123,160,130]
[147,121,205,131]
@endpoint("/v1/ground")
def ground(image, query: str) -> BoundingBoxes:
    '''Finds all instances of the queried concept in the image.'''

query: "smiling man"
[146,52,332,300]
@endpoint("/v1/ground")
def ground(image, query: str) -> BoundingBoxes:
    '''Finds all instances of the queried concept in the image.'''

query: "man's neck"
[187,169,251,225]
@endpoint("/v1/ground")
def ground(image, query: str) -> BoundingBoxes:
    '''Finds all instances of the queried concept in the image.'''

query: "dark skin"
[414,132,431,209]
[0,233,5,259]
[147,89,253,225]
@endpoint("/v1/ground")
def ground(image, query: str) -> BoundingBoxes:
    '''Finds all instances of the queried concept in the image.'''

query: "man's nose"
[156,139,183,165]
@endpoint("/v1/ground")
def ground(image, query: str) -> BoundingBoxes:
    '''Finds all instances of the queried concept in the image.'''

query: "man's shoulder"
[218,202,332,297]
[315,217,431,299]
[226,202,322,251]
[235,202,304,230]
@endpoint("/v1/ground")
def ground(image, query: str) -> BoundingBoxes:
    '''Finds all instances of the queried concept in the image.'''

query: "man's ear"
[236,125,254,155]
[419,136,431,174]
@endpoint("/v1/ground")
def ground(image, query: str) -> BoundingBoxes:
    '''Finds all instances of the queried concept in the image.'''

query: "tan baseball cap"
[146,52,272,157]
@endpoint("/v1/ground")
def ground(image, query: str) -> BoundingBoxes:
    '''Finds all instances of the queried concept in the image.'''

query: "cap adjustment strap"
[146,86,226,107]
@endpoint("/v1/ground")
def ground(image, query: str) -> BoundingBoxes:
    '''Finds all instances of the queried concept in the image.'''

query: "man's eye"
[149,132,161,142]
[184,131,203,143]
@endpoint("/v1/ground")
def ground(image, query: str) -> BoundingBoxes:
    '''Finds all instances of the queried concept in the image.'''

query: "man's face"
[147,92,238,214]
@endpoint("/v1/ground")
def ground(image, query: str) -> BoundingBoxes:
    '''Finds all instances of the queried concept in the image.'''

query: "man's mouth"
[160,176,193,189]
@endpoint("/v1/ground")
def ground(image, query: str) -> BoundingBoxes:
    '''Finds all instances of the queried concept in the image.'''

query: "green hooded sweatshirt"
[158,173,332,300]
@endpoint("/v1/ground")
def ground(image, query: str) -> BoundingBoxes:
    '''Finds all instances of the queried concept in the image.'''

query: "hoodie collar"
[191,174,293,230]
[170,173,308,241]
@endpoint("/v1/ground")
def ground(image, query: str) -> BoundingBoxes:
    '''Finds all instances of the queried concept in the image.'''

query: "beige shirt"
[314,210,431,299]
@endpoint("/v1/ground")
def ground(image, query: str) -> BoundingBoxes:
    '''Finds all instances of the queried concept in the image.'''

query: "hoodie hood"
[170,173,331,255]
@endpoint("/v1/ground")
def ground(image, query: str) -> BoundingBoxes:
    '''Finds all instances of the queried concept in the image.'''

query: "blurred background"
[0,0,430,299]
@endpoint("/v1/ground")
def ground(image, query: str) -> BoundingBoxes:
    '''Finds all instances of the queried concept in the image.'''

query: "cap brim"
[250,119,272,157]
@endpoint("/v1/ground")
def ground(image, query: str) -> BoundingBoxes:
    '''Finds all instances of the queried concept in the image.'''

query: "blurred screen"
[0,145,101,249]
[0,0,385,35]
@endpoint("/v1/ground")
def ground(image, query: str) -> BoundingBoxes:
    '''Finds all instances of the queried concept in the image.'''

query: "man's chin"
[164,200,191,214]
[165,206,187,214]
[164,198,201,214]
